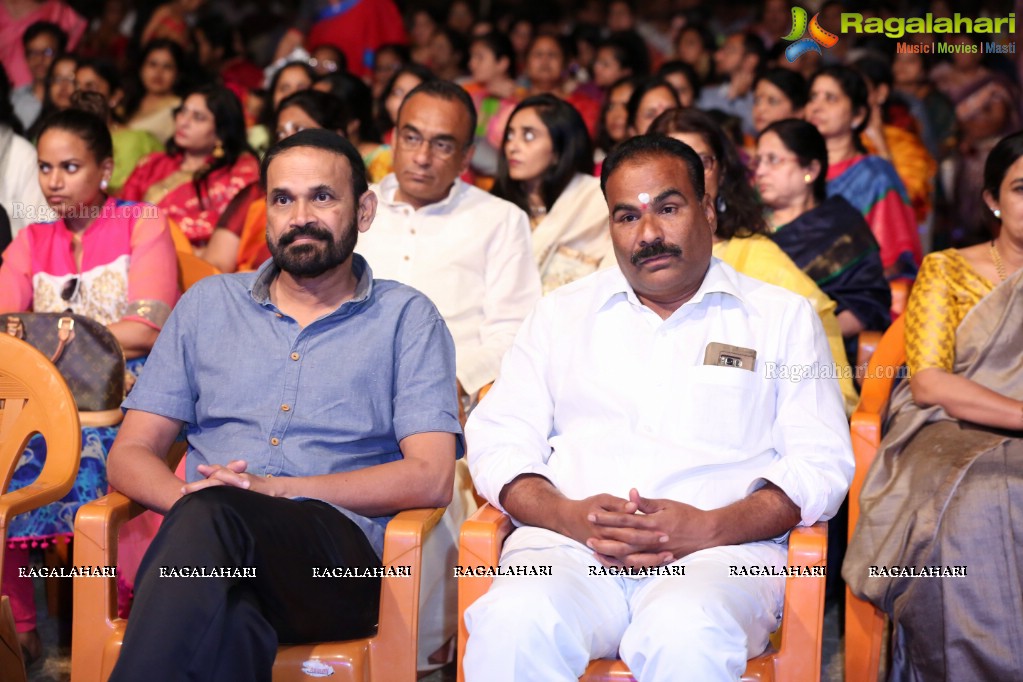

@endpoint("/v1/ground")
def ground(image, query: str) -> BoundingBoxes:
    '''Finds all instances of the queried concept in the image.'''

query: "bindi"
[638,192,650,210]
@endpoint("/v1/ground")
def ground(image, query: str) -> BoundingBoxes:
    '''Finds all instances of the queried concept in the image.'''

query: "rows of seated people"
[1,0,1021,679]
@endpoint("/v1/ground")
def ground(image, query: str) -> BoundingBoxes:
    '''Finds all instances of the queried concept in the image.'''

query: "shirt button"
[266,473,274,478]
[281,404,290,412]
[290,352,300,360]
[410,228,416,235]
[403,255,410,261]
[275,313,283,318]
[270,437,280,446]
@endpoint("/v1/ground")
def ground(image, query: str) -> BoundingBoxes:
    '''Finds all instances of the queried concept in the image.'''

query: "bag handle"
[3,315,76,364]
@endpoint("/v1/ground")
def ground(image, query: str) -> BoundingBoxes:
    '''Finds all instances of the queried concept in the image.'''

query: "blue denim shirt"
[123,255,463,557]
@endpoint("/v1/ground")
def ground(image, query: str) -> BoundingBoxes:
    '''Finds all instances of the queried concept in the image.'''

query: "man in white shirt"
[357,80,541,398]
[355,79,541,673]
[463,135,854,681]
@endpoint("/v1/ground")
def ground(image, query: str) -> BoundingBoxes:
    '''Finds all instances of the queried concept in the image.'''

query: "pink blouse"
[0,197,179,329]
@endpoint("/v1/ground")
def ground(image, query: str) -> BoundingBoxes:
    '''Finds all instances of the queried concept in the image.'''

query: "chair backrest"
[890,279,912,320]
[0,335,82,578]
[848,314,905,539]
[177,251,221,292]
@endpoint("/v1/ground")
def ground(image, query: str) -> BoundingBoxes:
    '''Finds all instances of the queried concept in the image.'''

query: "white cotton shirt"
[359,175,542,395]
[467,258,854,529]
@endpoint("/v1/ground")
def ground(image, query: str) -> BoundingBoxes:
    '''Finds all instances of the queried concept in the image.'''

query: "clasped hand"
[565,488,716,569]
[181,460,285,497]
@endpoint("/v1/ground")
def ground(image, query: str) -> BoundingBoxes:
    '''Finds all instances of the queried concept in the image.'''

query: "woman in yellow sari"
[845,130,1023,680]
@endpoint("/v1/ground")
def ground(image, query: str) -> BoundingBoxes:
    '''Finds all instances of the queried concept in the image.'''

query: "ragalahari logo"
[782,7,839,61]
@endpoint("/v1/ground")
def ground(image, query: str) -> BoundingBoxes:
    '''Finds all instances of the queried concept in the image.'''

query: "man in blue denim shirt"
[106,129,462,682]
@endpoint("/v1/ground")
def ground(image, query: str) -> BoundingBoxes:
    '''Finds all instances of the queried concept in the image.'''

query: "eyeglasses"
[309,58,339,73]
[697,154,717,172]
[51,75,76,86]
[27,47,56,59]
[61,276,80,306]
[396,129,460,159]
[751,153,799,171]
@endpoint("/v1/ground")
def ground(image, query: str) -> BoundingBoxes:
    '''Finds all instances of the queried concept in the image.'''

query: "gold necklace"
[990,240,1007,282]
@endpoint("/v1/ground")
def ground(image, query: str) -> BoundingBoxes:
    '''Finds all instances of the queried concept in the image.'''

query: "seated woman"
[594,75,640,164]
[0,106,178,661]
[374,63,436,147]
[74,61,164,194]
[314,71,390,182]
[752,67,806,135]
[464,31,521,182]
[756,118,890,361]
[626,76,680,137]
[250,60,316,154]
[655,60,700,108]
[121,83,259,253]
[492,94,609,293]
[122,39,184,143]
[520,33,600,138]
[650,107,859,413]
[25,53,79,140]
[844,131,1023,680]
[203,89,351,273]
[805,65,920,278]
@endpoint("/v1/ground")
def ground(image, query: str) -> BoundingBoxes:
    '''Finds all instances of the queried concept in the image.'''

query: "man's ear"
[702,193,717,235]
[357,190,378,232]
[459,143,476,174]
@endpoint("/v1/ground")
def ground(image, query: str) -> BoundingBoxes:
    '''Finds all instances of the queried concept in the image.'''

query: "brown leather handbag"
[1,313,126,412]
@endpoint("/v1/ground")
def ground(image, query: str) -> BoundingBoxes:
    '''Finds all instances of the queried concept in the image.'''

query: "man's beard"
[268,219,358,278]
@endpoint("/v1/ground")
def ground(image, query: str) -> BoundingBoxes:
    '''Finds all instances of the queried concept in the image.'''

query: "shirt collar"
[594,257,745,315]
[250,253,375,310]
[377,173,465,212]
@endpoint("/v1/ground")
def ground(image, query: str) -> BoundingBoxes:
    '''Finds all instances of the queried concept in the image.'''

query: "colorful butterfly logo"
[782,7,839,62]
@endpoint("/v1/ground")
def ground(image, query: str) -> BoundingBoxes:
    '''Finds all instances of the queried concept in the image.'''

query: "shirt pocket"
[675,364,757,454]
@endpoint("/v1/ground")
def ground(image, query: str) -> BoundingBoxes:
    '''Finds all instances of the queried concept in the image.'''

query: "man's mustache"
[631,240,682,266]
[278,223,333,247]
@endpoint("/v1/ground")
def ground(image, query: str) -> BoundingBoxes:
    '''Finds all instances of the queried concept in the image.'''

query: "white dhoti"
[463,526,787,682]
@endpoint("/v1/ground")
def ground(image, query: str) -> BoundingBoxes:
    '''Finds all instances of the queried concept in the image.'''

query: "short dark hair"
[37,107,114,163]
[273,90,351,140]
[261,128,368,200]
[598,31,651,79]
[626,77,681,131]
[22,21,68,52]
[760,118,829,203]
[600,134,705,202]
[739,31,766,69]
[648,107,766,239]
[315,72,378,142]
[984,130,1023,202]
[493,94,593,215]
[470,31,515,77]
[656,60,702,101]
[754,68,807,110]
[397,80,477,147]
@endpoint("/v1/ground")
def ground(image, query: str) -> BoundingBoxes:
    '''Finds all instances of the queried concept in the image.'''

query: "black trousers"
[109,487,382,682]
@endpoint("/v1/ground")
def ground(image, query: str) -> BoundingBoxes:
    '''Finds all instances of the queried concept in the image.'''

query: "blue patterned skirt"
[6,357,146,548]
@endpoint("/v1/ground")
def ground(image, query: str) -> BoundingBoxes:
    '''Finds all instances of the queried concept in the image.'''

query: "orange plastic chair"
[71,485,445,682]
[177,250,221,292]
[844,314,905,682]
[166,218,193,255]
[0,336,82,681]
[457,504,828,682]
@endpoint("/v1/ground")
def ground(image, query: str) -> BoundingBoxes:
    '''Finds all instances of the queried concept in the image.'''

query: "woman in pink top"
[0,106,178,662]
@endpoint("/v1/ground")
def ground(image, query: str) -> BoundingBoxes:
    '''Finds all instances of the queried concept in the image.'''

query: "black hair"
[648,107,766,239]
[0,63,23,136]
[122,39,185,124]
[396,79,477,146]
[194,12,238,62]
[22,20,68,52]
[273,89,351,140]
[314,71,379,143]
[36,106,114,162]
[493,94,593,215]
[809,65,871,153]
[597,31,651,80]
[676,22,716,60]
[760,118,829,203]
[376,63,436,134]
[626,77,681,131]
[76,58,125,122]
[470,31,516,78]
[656,60,702,102]
[738,31,767,72]
[68,89,112,124]
[375,43,411,68]
[167,84,255,209]
[853,55,894,91]
[434,27,469,72]
[983,130,1023,202]
[595,74,642,153]
[755,67,807,110]
[26,54,80,140]
[261,128,368,199]
[600,133,705,201]
[261,61,317,128]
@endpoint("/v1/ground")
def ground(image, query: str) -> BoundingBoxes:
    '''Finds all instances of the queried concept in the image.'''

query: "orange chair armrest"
[774,522,827,682]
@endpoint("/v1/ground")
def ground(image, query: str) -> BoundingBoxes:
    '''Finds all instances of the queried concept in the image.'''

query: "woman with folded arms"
[0,106,177,663]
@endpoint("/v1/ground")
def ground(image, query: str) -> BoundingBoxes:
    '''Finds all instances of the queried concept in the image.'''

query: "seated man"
[106,129,461,681]
[464,135,854,680]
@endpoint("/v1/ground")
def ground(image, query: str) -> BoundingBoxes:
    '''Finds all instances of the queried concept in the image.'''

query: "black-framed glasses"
[396,129,460,159]
[61,276,80,304]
